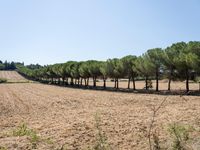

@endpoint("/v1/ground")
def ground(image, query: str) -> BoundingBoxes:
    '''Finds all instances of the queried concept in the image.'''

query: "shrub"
[0,78,7,83]
[168,123,190,150]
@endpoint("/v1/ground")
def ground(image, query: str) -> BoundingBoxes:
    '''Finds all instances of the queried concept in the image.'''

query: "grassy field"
[0,71,200,150]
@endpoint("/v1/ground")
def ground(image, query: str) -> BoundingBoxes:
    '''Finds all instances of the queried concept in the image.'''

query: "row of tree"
[17,41,200,92]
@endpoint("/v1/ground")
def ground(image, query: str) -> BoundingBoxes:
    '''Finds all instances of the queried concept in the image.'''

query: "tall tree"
[162,44,181,90]
[100,61,109,89]
[173,42,195,92]
[79,61,90,87]
[146,48,163,91]
[135,55,155,90]
[70,62,80,86]
[121,55,137,90]
[87,60,102,87]
[106,58,124,89]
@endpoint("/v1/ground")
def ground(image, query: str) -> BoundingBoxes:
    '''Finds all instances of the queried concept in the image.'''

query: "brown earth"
[0,71,200,150]
[0,71,29,83]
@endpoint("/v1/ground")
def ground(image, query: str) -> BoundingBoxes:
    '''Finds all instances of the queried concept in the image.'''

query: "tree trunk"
[168,69,173,91]
[145,76,148,90]
[84,78,87,86]
[58,78,60,85]
[51,78,53,84]
[70,77,74,85]
[66,78,68,85]
[132,76,136,90]
[93,77,96,87]
[116,78,119,89]
[80,78,83,86]
[87,78,89,86]
[78,78,80,86]
[127,77,130,89]
[114,79,116,88]
[103,78,106,89]
[186,69,189,92]
[168,78,171,91]
[156,70,159,91]
[62,77,65,85]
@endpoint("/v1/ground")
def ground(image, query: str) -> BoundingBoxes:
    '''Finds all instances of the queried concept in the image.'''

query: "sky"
[0,0,200,65]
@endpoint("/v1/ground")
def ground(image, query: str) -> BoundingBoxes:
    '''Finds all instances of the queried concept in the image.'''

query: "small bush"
[168,123,190,150]
[0,78,7,83]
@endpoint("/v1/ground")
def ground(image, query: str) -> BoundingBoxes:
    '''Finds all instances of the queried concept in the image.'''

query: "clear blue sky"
[0,0,200,65]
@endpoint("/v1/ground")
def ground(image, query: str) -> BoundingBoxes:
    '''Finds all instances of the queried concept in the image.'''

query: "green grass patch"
[13,123,40,148]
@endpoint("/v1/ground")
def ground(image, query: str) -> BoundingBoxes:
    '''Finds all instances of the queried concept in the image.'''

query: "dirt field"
[0,71,200,150]
[0,71,29,83]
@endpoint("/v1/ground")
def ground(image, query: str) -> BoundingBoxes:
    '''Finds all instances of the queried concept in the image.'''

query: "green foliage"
[121,55,137,78]
[106,58,124,79]
[134,55,155,77]
[79,61,90,79]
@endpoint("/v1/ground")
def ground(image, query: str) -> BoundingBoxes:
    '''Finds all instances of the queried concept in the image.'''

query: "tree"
[121,55,137,90]
[173,42,195,92]
[52,64,62,84]
[58,63,68,85]
[106,58,124,89]
[79,61,90,87]
[162,44,181,90]
[64,61,78,85]
[186,41,200,74]
[135,55,155,90]
[100,62,109,89]
[87,60,102,87]
[70,62,80,86]
[45,65,56,83]
[146,48,163,91]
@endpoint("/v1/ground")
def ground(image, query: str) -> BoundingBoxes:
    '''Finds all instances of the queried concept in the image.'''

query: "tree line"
[16,41,200,92]
[0,61,18,70]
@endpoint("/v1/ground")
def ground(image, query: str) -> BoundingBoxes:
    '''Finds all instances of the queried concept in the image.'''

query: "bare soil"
[0,71,200,150]
[0,71,29,83]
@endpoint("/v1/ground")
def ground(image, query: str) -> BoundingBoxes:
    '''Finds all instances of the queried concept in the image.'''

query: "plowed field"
[0,71,200,150]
